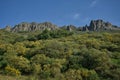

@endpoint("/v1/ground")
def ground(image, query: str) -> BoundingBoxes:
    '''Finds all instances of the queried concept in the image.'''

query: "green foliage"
[39,41,66,58]
[5,55,31,74]
[37,29,73,40]
[5,65,21,76]
[0,48,6,55]
[79,48,111,70]
[37,29,51,39]
[14,36,26,42]
[65,69,99,80]
[0,29,120,80]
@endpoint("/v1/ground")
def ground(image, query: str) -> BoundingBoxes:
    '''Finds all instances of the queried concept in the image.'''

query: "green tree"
[5,55,31,74]
[37,29,51,39]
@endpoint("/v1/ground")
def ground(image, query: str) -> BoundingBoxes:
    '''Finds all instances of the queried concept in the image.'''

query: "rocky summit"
[5,22,59,32]
[4,19,120,32]
[81,19,119,31]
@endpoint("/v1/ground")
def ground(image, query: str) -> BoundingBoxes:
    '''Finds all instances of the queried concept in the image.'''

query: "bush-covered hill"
[0,29,120,80]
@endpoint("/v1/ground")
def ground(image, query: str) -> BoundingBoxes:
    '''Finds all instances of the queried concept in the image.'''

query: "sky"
[0,0,120,28]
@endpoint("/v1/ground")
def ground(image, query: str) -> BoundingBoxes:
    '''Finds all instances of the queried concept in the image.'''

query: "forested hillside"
[0,29,120,80]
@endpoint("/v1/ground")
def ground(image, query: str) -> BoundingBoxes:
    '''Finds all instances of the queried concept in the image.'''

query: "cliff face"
[82,19,119,31]
[89,20,113,31]
[61,25,77,31]
[10,22,59,32]
[5,25,12,31]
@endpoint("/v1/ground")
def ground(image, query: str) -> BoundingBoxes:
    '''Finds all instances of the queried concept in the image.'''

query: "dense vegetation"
[0,29,120,80]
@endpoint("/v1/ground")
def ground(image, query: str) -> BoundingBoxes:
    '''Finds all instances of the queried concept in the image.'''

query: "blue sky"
[0,0,120,28]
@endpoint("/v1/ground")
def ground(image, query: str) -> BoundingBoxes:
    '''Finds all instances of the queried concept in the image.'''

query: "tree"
[5,55,31,74]
[39,41,66,58]
[37,29,51,39]
[65,69,82,80]
[65,68,99,80]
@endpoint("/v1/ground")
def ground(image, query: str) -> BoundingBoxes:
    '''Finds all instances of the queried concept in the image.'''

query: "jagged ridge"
[5,22,59,32]
[81,19,119,31]
[4,19,120,32]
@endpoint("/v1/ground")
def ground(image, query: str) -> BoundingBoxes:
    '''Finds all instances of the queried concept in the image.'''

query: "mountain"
[4,19,120,32]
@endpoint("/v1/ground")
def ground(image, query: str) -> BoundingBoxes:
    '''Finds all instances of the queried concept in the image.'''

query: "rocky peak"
[87,19,119,31]
[11,22,59,32]
[3,19,119,32]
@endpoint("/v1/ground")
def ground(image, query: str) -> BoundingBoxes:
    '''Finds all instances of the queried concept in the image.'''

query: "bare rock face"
[5,25,11,31]
[89,20,104,31]
[3,19,120,32]
[80,25,89,31]
[11,22,59,32]
[83,19,119,31]
[66,25,77,31]
[61,25,77,31]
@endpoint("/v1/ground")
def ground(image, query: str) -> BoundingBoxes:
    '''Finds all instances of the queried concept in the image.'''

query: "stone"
[5,25,11,31]
[61,25,77,31]
[11,22,59,32]
[88,19,119,31]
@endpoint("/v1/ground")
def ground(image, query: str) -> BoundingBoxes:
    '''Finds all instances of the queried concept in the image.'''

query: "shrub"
[5,65,21,76]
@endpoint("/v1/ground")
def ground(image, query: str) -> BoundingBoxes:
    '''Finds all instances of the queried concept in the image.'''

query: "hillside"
[0,20,120,80]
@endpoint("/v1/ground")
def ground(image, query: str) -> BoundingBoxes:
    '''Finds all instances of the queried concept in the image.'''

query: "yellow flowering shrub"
[5,65,21,76]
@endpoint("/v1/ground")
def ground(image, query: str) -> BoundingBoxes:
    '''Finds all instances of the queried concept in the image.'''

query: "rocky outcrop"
[82,19,120,31]
[5,25,12,31]
[80,25,89,31]
[3,19,120,32]
[61,25,77,31]
[11,22,59,32]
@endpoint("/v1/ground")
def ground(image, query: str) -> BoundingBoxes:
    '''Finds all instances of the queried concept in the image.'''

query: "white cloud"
[73,13,80,19]
[90,0,98,7]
